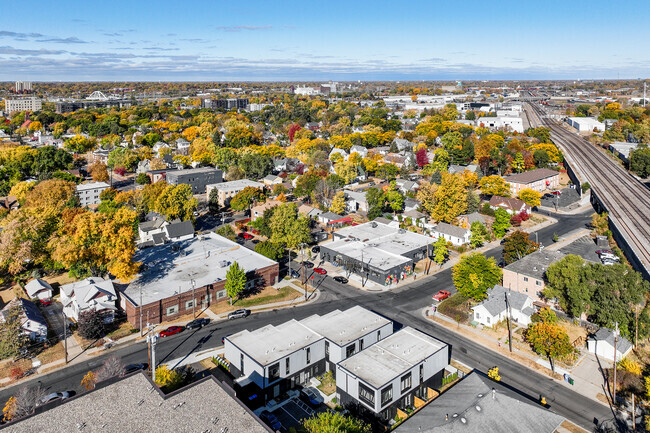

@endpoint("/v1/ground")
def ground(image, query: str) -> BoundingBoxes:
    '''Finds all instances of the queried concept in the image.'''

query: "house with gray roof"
[60,277,117,323]
[0,298,48,342]
[457,212,486,228]
[472,285,535,328]
[1,373,272,433]
[431,222,470,246]
[25,278,53,303]
[394,371,565,433]
[395,178,419,194]
[448,164,479,174]
[350,145,368,158]
[502,250,565,302]
[587,327,633,362]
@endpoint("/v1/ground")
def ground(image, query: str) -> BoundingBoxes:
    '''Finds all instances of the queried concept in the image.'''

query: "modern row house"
[165,167,223,194]
[76,181,110,206]
[206,179,265,208]
[336,327,449,421]
[225,306,393,401]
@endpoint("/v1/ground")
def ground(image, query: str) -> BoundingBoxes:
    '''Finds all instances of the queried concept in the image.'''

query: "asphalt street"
[0,209,610,430]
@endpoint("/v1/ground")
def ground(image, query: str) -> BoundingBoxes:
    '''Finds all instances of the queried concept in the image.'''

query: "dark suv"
[186,318,210,329]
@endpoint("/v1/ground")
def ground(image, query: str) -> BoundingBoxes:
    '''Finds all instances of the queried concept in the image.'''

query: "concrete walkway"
[424,307,607,407]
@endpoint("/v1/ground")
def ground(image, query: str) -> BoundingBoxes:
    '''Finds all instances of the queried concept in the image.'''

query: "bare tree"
[313,179,334,207]
[14,384,43,418]
[95,355,124,382]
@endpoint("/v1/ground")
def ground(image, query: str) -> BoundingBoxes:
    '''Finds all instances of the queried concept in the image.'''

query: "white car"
[599,253,617,260]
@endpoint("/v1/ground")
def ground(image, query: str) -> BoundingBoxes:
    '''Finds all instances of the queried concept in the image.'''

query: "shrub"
[510,214,522,226]
[618,358,642,375]
[114,166,126,176]
[10,367,23,380]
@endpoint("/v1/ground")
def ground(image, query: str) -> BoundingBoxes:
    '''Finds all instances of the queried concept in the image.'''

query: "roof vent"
[492,388,496,399]
[533,267,537,271]
[461,418,467,424]
[477,393,483,398]
[371,222,378,228]
[475,405,481,412]
[452,413,458,418]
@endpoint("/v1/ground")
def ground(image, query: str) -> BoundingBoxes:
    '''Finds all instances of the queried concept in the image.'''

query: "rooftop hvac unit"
[219,260,229,268]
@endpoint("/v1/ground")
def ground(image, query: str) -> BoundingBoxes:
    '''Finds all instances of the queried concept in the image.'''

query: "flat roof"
[338,327,447,389]
[122,232,276,306]
[76,181,109,191]
[1,373,271,433]
[300,306,391,346]
[333,221,434,256]
[325,239,411,271]
[208,179,264,192]
[228,320,322,366]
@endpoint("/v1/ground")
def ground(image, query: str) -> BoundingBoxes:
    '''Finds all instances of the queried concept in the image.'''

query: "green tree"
[630,145,650,178]
[0,304,25,360]
[154,184,198,221]
[303,411,371,433]
[525,310,573,372]
[229,186,265,211]
[225,261,246,304]
[329,190,346,215]
[238,153,273,179]
[452,252,502,301]
[136,173,151,185]
[215,224,236,241]
[543,255,590,317]
[107,147,138,171]
[466,191,480,213]
[492,208,511,238]
[385,181,404,214]
[432,237,448,267]
[254,241,283,261]
[533,149,550,168]
[469,221,488,248]
[503,230,539,264]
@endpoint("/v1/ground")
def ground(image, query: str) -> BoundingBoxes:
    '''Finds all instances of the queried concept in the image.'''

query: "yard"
[437,293,472,325]
[209,285,303,315]
[316,371,336,396]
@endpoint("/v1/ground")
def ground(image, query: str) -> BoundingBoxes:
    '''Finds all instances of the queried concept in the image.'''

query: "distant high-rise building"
[15,81,32,93]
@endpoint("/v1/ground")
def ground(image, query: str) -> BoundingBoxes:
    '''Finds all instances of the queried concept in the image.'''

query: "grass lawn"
[317,372,336,396]
[437,293,471,324]
[106,321,138,340]
[0,358,32,381]
[36,341,66,365]
[209,285,302,315]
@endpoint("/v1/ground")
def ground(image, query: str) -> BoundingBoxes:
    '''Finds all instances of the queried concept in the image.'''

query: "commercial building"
[55,99,134,114]
[336,327,449,421]
[476,116,524,133]
[394,371,565,433]
[120,232,279,326]
[504,168,560,195]
[206,179,265,208]
[502,250,565,302]
[4,97,42,113]
[224,306,392,401]
[202,98,249,110]
[319,221,433,286]
[1,373,272,433]
[165,167,223,194]
[567,116,605,132]
[76,181,110,206]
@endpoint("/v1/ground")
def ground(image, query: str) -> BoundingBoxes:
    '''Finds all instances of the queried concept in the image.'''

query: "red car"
[432,290,451,302]
[314,267,327,275]
[550,191,561,196]
[40,298,52,306]
[239,233,253,240]
[159,326,184,337]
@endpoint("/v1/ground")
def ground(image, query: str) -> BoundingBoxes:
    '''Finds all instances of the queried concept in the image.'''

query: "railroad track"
[525,100,650,272]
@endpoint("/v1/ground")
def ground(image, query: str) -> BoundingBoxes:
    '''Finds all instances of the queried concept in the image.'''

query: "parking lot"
[271,398,328,431]
[540,187,580,209]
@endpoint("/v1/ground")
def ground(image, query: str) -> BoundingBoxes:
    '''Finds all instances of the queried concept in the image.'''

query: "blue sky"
[1,0,648,81]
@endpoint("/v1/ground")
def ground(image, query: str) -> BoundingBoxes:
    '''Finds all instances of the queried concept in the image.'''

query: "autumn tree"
[479,175,510,197]
[503,231,539,264]
[518,188,541,207]
[154,184,198,221]
[469,221,488,248]
[81,371,97,391]
[452,252,502,301]
[64,134,96,153]
[225,261,246,303]
[432,237,448,267]
[154,364,184,393]
[329,191,346,215]
[525,309,573,372]
[136,173,151,185]
[88,161,109,183]
[230,186,265,211]
[415,147,429,168]
[432,173,467,223]
[77,309,107,340]
[492,208,511,238]
[0,305,25,360]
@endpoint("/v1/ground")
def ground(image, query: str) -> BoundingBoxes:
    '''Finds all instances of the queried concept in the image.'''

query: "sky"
[1,0,648,81]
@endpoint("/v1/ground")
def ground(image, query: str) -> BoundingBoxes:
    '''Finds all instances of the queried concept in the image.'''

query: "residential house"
[165,167,223,194]
[403,198,421,212]
[89,149,110,165]
[336,327,448,422]
[395,178,419,195]
[392,138,414,152]
[251,200,283,221]
[394,371,565,433]
[272,157,301,173]
[504,168,560,195]
[329,148,348,161]
[472,285,535,328]
[225,306,392,401]
[384,153,407,168]
[76,181,110,206]
[138,218,194,246]
[206,179,264,208]
[349,145,368,159]
[345,190,369,213]
[489,196,531,215]
[175,138,190,155]
[403,209,427,227]
[152,141,170,156]
[24,278,54,303]
[0,298,48,342]
[456,212,486,229]
[145,169,169,183]
[502,250,565,302]
[448,164,479,175]
[587,328,633,362]
[298,204,323,219]
[318,211,343,225]
[60,277,117,323]
[262,174,283,186]
[431,222,470,246]
[136,159,151,174]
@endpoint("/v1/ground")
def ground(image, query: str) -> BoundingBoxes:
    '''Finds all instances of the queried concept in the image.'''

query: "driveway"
[42,302,67,339]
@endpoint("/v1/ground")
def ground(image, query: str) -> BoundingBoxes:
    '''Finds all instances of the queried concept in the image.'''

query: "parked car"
[251,239,260,244]
[290,269,300,279]
[300,387,321,407]
[596,249,614,255]
[314,267,327,275]
[239,232,253,240]
[602,260,616,266]
[259,410,282,430]
[333,276,348,284]
[550,191,561,196]
[123,363,148,375]
[159,326,184,337]
[599,252,618,260]
[303,261,314,268]
[40,298,52,306]
[228,309,250,320]
[186,318,210,329]
[39,391,72,405]
[311,246,320,253]
[432,290,451,302]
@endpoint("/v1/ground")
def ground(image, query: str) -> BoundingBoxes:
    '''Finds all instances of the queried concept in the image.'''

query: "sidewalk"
[424,307,607,407]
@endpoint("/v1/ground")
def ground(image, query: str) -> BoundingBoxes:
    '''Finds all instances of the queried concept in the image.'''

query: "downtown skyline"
[0,0,649,81]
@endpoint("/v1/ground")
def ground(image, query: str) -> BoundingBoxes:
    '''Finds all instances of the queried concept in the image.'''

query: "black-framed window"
[381,385,393,406]
[325,341,329,358]
[420,364,424,384]
[306,347,311,364]
[359,339,364,351]
[359,382,375,406]
[285,358,290,375]
[401,372,412,393]
[269,362,280,381]
[346,344,355,358]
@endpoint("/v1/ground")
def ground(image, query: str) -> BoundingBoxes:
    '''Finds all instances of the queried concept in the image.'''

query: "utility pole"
[148,330,158,382]
[632,393,636,432]
[191,279,196,319]
[613,322,619,405]
[62,310,68,364]
[139,288,143,337]
[505,292,513,352]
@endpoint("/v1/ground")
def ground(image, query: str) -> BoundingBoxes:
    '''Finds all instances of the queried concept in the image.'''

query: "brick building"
[120,232,278,326]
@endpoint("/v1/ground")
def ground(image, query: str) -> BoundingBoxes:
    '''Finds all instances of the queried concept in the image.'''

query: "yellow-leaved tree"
[518,188,541,207]
[479,175,510,197]
[330,191,346,215]
[432,173,467,223]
